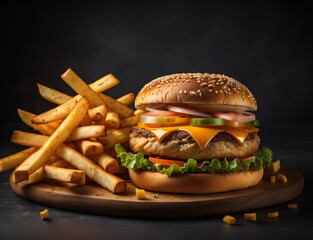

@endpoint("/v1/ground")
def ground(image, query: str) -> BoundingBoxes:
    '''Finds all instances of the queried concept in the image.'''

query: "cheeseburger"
[116,73,272,194]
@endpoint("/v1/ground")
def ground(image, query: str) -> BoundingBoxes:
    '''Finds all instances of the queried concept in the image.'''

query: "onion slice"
[212,112,255,122]
[167,105,212,118]
[145,107,167,113]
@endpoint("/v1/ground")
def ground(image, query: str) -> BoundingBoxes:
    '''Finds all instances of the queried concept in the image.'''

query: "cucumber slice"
[246,119,260,127]
[140,115,190,124]
[190,118,225,126]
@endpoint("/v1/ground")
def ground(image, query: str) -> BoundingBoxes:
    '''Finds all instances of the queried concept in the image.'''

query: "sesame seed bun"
[135,73,257,112]
[129,168,263,194]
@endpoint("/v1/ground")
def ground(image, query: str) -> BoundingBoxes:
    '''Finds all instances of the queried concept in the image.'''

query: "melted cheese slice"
[141,125,259,150]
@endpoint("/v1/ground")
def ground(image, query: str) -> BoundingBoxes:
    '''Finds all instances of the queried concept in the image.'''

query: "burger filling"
[115,108,273,176]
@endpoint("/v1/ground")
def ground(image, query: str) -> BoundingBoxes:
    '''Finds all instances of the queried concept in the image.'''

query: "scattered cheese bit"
[270,160,280,173]
[277,174,288,183]
[136,188,146,200]
[223,215,236,225]
[154,193,159,198]
[40,209,49,220]
[244,213,257,221]
[267,211,279,218]
[288,204,298,209]
[270,175,276,183]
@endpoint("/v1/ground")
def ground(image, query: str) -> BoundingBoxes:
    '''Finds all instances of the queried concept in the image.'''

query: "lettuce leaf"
[115,144,273,177]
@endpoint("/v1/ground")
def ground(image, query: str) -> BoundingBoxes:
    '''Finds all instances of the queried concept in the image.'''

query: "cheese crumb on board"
[136,188,146,200]
[244,213,256,221]
[223,215,236,224]
[40,209,49,220]
[267,211,279,218]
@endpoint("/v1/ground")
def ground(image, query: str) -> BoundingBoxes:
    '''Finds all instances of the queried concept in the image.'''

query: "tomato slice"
[149,157,203,167]
[212,112,255,122]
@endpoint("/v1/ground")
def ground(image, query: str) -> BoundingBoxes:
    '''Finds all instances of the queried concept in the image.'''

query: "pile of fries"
[0,68,145,194]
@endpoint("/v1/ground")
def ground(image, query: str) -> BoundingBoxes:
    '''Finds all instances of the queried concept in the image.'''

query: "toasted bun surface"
[129,168,263,194]
[135,73,257,112]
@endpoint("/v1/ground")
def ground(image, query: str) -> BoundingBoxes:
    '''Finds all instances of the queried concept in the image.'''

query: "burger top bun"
[135,73,257,112]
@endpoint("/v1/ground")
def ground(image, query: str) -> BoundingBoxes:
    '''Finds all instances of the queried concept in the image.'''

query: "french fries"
[61,68,105,107]
[134,109,147,116]
[120,115,140,128]
[37,83,72,105]
[117,93,135,105]
[18,109,57,135]
[31,96,82,124]
[105,111,120,129]
[76,140,104,156]
[44,165,85,184]
[89,152,119,174]
[98,127,132,150]
[88,105,107,122]
[11,131,126,193]
[0,147,37,172]
[2,68,138,195]
[66,125,106,142]
[99,93,133,118]
[14,98,89,182]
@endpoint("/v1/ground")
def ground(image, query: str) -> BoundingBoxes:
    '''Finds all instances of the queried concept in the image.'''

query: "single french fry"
[44,165,85,184]
[27,158,69,184]
[120,115,140,128]
[11,131,126,193]
[105,111,120,129]
[134,109,147,116]
[0,147,37,172]
[31,95,82,124]
[105,148,128,174]
[98,93,133,118]
[117,93,135,105]
[89,152,119,174]
[88,105,107,122]
[89,73,120,92]
[18,109,57,135]
[76,140,104,156]
[66,125,106,142]
[37,83,72,105]
[98,127,132,150]
[14,98,89,182]
[61,68,105,107]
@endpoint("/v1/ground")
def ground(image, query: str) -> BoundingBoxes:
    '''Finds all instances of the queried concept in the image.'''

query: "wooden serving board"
[10,165,304,218]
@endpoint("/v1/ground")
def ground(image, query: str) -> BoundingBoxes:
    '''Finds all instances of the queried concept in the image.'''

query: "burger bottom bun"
[129,168,264,194]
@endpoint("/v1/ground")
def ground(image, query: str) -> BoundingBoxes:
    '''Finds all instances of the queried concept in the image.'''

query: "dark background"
[1,1,313,239]
[1,0,313,125]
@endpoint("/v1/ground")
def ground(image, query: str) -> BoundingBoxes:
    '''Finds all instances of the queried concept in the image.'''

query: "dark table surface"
[1,122,312,240]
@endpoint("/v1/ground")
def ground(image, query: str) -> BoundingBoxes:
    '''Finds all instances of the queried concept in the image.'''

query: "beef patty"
[130,128,260,160]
